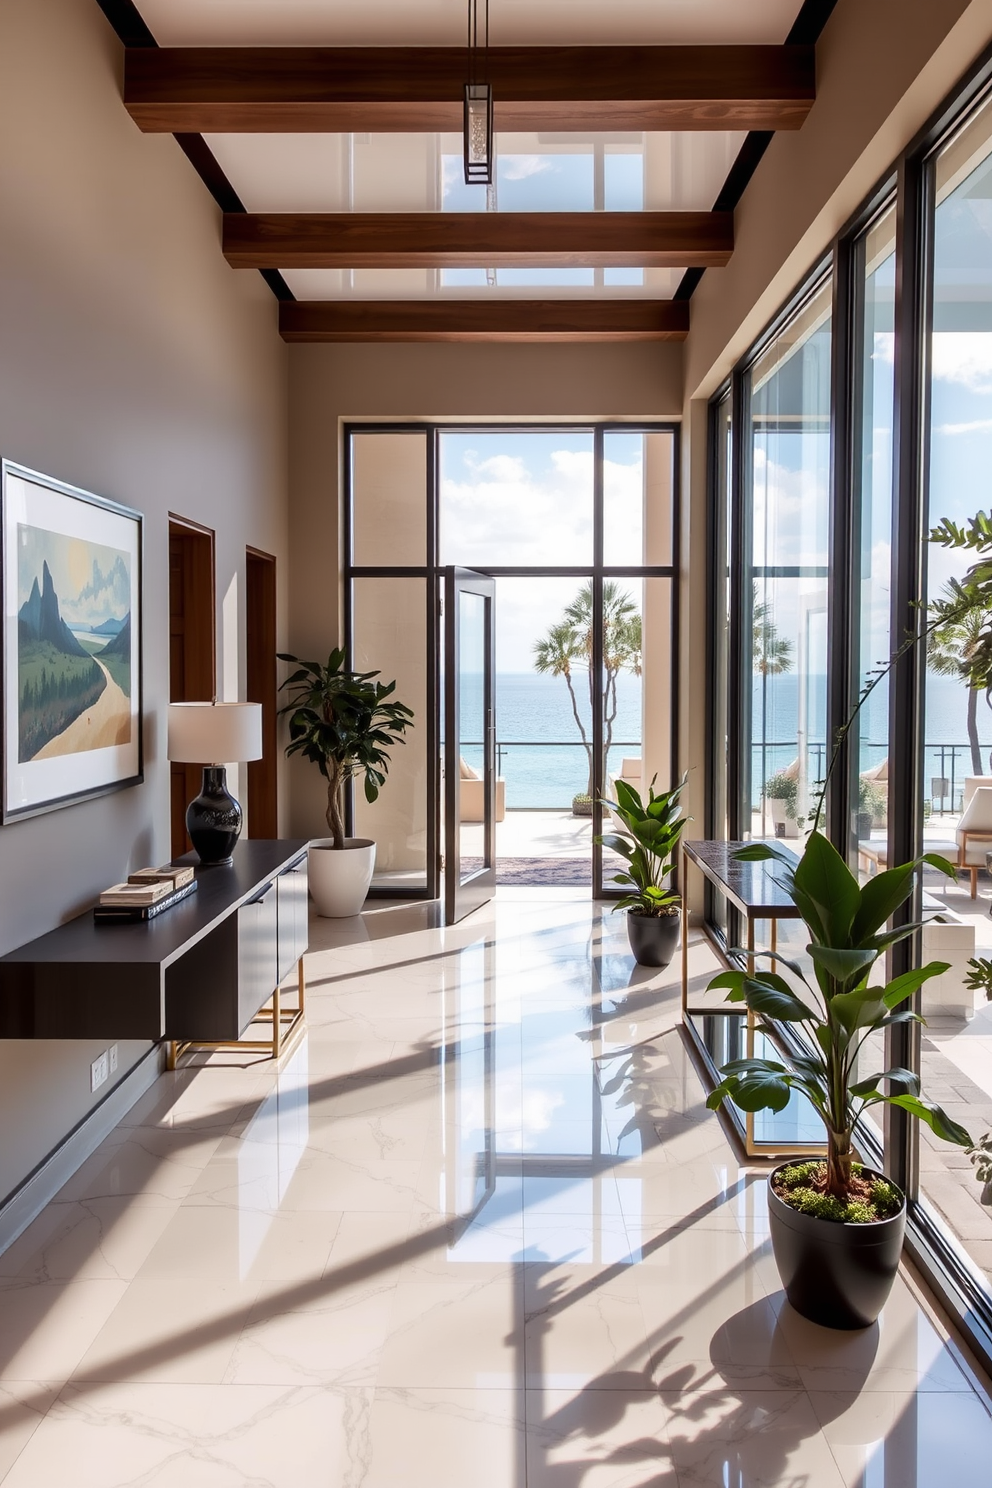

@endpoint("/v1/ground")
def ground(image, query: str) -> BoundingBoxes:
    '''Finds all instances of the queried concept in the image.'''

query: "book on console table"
[127,865,196,891]
[94,879,198,923]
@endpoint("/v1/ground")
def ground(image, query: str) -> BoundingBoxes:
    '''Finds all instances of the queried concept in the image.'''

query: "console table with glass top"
[680,839,819,1158]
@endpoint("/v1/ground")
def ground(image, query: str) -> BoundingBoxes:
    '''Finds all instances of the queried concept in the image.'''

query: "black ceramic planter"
[768,1162,906,1329]
[626,910,680,968]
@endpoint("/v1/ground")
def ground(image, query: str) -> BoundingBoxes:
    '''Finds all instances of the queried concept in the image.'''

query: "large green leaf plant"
[278,649,413,849]
[706,831,971,1200]
[596,775,687,917]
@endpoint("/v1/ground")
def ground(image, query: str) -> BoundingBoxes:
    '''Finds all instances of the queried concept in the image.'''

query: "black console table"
[0,840,310,1061]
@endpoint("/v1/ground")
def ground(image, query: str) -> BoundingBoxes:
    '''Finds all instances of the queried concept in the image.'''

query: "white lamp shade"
[167,702,263,764]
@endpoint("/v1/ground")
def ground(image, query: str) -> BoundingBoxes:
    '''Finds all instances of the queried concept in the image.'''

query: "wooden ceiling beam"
[279,299,690,342]
[125,45,814,134]
[223,212,733,270]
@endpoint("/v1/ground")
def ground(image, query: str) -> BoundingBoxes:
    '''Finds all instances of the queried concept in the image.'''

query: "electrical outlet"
[90,1050,109,1093]
[108,1043,118,1075]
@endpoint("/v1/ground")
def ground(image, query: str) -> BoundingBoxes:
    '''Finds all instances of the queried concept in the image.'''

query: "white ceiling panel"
[137,0,803,48]
[205,131,747,214]
[281,268,683,301]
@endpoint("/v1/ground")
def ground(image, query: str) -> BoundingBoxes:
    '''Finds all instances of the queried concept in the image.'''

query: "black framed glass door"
[443,567,496,924]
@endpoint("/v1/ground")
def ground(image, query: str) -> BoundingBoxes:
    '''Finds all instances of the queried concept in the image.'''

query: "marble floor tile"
[0,1276,131,1384]
[810,1387,992,1487]
[71,1281,258,1385]
[527,1387,678,1488]
[0,1383,59,1478]
[135,1206,342,1285]
[56,1126,224,1205]
[361,1387,525,1488]
[0,1198,179,1285]
[0,1382,374,1488]
[378,1276,524,1389]
[225,1276,398,1386]
[662,1387,847,1486]
[2,894,992,1485]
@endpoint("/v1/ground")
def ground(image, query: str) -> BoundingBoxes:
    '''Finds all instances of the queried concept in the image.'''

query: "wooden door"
[246,548,278,837]
[169,518,216,858]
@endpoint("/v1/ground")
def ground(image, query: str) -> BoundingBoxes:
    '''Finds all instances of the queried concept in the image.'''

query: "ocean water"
[456,670,991,811]
[459,672,642,809]
[751,671,992,806]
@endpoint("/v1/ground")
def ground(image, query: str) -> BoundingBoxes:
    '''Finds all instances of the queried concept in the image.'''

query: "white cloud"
[500,155,555,182]
[931,333,992,394]
[935,417,992,436]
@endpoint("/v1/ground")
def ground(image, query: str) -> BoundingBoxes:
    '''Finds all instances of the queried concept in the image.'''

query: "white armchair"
[956,784,992,897]
[458,757,506,823]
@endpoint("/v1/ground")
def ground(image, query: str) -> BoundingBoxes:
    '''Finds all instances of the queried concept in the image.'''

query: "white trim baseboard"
[0,1043,166,1257]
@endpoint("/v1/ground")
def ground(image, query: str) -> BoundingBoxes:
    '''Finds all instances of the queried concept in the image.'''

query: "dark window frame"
[706,38,992,1374]
[344,420,681,902]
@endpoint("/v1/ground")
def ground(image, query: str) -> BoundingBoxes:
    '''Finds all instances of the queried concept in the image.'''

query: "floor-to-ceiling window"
[917,91,992,1290]
[705,52,992,1371]
[347,423,678,899]
[745,279,832,845]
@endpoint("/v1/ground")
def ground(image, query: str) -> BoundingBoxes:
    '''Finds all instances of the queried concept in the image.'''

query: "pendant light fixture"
[463,0,493,185]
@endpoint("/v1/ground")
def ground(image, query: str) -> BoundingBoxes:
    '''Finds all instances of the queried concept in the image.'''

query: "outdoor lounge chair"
[956,784,992,898]
[458,757,506,823]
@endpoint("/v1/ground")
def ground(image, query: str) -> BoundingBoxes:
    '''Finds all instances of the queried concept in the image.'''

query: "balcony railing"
[751,739,990,816]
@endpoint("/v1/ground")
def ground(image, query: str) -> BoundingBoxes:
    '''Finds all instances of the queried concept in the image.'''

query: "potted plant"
[278,649,413,917]
[857,776,885,840]
[706,831,971,1329]
[596,775,687,968]
[763,771,800,838]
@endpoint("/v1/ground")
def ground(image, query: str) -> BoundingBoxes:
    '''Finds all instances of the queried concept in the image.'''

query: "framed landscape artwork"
[2,462,142,822]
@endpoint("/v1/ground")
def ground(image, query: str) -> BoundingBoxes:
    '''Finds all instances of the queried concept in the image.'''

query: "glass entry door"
[443,568,496,924]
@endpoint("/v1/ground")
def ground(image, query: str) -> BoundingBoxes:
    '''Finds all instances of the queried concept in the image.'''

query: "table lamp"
[167,702,263,865]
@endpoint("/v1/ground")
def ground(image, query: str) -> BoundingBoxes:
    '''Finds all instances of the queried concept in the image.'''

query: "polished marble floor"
[1,890,991,1485]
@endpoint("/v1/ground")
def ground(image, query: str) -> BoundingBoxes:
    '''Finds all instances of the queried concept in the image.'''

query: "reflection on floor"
[0,891,991,1483]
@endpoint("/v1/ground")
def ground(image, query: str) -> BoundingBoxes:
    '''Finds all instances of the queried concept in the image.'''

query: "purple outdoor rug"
[496,857,592,886]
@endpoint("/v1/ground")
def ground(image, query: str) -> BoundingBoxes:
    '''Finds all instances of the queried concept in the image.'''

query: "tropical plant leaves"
[882,962,950,1009]
[883,1094,973,1147]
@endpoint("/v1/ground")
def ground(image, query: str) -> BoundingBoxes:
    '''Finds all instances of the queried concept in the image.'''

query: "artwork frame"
[1,461,143,823]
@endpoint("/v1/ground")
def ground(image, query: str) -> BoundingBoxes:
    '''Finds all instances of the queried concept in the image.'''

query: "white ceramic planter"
[308,838,376,917]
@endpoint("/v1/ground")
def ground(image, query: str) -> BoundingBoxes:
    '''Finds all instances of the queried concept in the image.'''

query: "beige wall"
[0,0,288,1200]
[287,340,683,835]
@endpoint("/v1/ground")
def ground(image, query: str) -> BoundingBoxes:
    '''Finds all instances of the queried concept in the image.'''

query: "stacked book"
[94,865,197,923]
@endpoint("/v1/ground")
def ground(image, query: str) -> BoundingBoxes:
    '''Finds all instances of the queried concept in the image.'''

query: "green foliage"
[964,956,992,1002]
[18,640,106,760]
[706,833,972,1200]
[969,1132,992,1186]
[98,651,130,695]
[928,512,992,694]
[278,648,414,848]
[858,776,885,823]
[774,1160,902,1223]
[763,771,798,817]
[753,586,793,675]
[595,775,687,917]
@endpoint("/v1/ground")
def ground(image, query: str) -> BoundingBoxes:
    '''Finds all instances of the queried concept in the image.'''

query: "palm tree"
[534,580,641,796]
[753,585,793,675]
[928,579,991,774]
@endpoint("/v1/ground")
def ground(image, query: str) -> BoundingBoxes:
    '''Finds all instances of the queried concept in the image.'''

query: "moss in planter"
[774,1160,902,1224]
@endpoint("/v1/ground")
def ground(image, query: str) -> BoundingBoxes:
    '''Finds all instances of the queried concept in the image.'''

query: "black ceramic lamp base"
[186,765,243,866]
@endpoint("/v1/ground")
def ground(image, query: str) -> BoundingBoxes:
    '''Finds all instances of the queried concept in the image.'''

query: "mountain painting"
[17,526,132,761]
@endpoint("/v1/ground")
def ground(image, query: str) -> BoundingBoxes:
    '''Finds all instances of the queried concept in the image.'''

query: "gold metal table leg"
[271,983,282,1059]
[746,916,756,1157]
[680,849,690,1018]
